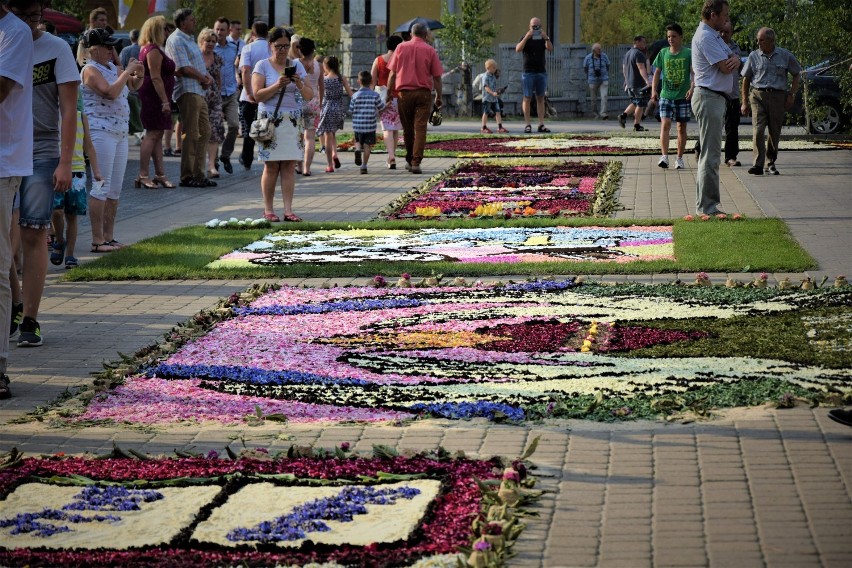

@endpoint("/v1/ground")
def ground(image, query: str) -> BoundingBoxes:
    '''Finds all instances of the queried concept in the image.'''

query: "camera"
[283,66,297,78]
[594,69,602,77]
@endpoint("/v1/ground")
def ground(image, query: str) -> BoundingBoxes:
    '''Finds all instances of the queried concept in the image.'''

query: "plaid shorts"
[659,98,692,122]
[627,87,650,107]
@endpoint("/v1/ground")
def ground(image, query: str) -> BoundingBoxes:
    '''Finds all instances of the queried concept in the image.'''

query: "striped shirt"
[349,87,384,133]
[165,28,206,100]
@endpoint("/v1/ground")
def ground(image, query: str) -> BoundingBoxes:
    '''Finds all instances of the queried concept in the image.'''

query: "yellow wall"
[389,0,443,33]
[114,1,244,32]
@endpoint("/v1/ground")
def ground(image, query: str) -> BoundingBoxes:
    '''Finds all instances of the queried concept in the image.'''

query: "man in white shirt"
[0,0,35,397]
[238,20,269,170]
[12,0,79,349]
[690,0,740,215]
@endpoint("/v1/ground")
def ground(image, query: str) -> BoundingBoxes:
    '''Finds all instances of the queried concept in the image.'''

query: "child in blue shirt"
[481,60,508,134]
[349,71,385,174]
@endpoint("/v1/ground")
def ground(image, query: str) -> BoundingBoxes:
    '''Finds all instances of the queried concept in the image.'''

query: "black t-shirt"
[520,36,547,73]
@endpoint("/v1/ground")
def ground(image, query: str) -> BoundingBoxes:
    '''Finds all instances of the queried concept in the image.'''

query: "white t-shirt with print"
[0,13,34,177]
[32,31,80,160]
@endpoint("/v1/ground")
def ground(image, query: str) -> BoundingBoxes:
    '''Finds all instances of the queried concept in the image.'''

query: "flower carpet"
[209,226,674,268]
[382,159,622,219]
[419,135,839,157]
[48,282,852,427]
[0,445,539,567]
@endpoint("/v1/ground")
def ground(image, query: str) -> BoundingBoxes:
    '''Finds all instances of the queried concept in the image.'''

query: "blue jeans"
[18,159,58,230]
[521,72,547,98]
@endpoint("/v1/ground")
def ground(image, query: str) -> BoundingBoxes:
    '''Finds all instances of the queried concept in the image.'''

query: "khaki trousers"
[176,93,211,181]
[749,90,785,168]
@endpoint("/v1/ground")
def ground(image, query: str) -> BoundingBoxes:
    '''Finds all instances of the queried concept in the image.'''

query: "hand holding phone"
[532,24,542,40]
[284,66,297,78]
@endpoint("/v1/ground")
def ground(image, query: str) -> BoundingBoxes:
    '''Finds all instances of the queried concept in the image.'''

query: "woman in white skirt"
[251,27,313,222]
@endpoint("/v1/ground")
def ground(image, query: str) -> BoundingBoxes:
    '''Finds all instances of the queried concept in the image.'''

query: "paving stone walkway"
[2,119,850,567]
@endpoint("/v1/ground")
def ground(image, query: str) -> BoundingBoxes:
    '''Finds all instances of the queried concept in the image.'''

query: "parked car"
[790,60,849,134]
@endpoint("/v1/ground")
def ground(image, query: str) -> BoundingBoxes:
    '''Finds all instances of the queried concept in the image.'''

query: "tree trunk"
[456,64,473,117]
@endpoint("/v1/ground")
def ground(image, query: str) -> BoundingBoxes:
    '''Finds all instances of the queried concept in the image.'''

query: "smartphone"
[532,29,541,40]
[283,66,296,78]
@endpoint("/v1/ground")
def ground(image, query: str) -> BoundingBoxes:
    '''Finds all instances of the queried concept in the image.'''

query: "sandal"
[163,148,175,157]
[65,256,78,269]
[283,213,302,222]
[325,166,335,173]
[333,156,341,169]
[263,212,281,222]
[303,171,312,176]
[524,125,532,133]
[537,124,551,133]
[106,240,125,249]
[91,242,118,253]
[134,176,158,189]
[154,175,176,188]
[50,241,65,265]
[0,375,10,400]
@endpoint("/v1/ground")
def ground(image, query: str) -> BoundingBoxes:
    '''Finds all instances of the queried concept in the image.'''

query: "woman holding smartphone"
[251,27,313,222]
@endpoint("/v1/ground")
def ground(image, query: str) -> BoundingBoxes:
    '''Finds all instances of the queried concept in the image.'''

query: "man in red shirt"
[387,23,443,174]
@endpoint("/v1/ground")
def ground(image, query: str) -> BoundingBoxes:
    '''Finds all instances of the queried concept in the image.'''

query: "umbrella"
[393,17,444,34]
[42,8,84,34]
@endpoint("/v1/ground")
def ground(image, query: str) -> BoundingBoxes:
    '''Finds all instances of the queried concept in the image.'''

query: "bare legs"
[140,129,165,178]
[322,132,338,169]
[383,129,398,165]
[261,160,298,217]
[207,142,220,176]
[303,129,316,174]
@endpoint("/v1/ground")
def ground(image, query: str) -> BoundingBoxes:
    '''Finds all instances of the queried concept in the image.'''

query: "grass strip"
[65,218,816,281]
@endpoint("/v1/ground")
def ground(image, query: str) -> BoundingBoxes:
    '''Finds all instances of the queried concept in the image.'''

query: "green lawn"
[64,218,816,281]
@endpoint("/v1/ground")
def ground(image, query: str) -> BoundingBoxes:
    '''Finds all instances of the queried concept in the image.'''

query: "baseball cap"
[83,27,120,48]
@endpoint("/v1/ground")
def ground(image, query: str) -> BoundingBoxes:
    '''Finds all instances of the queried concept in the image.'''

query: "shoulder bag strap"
[271,58,287,118]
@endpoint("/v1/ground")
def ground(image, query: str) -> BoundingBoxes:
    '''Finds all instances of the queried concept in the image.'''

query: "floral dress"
[316,75,346,134]
[205,52,225,144]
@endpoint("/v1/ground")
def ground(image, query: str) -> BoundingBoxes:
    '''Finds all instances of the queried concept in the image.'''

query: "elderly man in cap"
[740,27,800,176]
[387,22,443,175]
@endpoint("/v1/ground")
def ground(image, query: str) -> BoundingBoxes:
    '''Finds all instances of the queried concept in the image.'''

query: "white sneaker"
[657,155,669,169]
[675,157,685,169]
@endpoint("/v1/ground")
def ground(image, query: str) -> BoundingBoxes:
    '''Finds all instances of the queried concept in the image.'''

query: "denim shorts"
[521,72,547,98]
[628,87,650,107]
[18,158,59,229]
[482,101,501,115]
[53,172,88,215]
[659,98,691,122]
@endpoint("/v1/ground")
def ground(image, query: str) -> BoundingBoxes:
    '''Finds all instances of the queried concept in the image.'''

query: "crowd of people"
[0,0,806,401]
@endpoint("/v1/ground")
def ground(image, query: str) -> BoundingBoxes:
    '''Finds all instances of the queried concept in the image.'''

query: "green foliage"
[177,0,221,30]
[48,0,87,25]
[292,0,340,56]
[438,0,500,65]
[582,0,852,123]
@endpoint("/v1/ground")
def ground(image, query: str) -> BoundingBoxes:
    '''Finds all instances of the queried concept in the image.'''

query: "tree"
[292,0,340,56]
[48,0,88,24]
[177,0,222,31]
[438,0,500,116]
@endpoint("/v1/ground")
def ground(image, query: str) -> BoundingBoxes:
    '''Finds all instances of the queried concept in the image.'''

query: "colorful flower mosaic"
[68,283,852,426]
[420,134,836,157]
[382,160,621,219]
[209,226,674,268]
[0,451,509,567]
